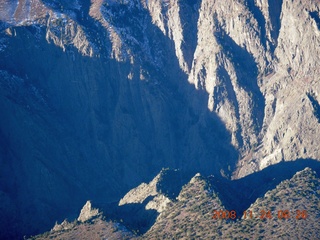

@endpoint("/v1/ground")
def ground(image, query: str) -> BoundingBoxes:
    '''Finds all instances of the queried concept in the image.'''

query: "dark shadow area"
[0,20,11,31]
[214,18,265,136]
[156,169,195,200]
[209,159,320,217]
[101,198,158,235]
[268,0,283,50]
[0,3,239,239]
[309,11,320,30]
[307,92,320,123]
[246,0,267,49]
[178,0,201,71]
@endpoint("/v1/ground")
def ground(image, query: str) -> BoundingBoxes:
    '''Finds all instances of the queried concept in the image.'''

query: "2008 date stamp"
[212,210,308,220]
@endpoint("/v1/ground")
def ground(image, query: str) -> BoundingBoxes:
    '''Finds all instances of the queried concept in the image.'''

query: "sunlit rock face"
[0,0,319,238]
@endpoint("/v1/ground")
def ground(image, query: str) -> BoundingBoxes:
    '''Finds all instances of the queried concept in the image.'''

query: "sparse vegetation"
[26,168,320,240]
[143,168,320,239]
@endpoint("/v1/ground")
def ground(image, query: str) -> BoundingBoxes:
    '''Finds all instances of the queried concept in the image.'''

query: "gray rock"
[77,201,101,222]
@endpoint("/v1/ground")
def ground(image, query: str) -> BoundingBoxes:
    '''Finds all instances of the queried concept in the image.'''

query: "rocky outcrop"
[51,219,76,232]
[119,168,189,213]
[119,173,160,206]
[78,201,101,222]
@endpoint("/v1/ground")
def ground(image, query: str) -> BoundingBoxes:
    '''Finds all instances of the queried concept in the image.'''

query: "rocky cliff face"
[0,0,320,238]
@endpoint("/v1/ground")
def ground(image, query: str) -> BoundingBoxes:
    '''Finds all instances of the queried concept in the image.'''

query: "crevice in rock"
[309,11,320,30]
[214,19,265,138]
[246,0,267,50]
[268,0,283,51]
[215,63,244,148]
[178,0,201,71]
[307,91,320,123]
